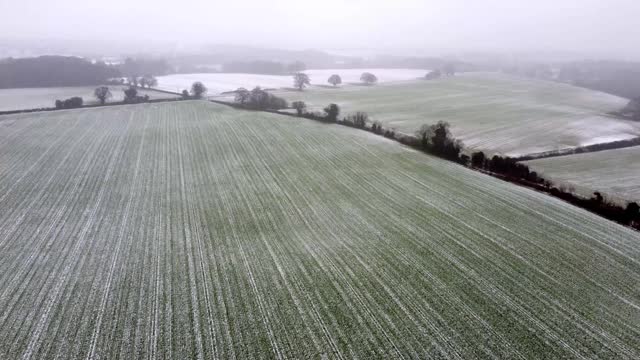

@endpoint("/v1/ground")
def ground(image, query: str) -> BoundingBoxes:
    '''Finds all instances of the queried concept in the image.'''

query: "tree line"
[0,56,173,89]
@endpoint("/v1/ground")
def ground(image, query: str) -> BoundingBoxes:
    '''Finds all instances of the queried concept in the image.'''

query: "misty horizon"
[2,0,640,60]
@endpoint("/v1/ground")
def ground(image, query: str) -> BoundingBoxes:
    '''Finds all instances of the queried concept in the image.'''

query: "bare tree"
[191,82,208,99]
[234,88,250,105]
[94,86,112,105]
[328,74,342,87]
[360,72,378,85]
[293,72,311,91]
[292,101,307,115]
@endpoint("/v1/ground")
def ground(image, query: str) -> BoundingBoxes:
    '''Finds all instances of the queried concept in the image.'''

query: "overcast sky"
[2,0,639,58]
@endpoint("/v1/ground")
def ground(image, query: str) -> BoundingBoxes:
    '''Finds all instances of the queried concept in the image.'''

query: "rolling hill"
[273,73,635,156]
[1,101,639,358]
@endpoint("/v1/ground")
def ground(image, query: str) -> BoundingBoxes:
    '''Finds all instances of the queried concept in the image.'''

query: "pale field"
[0,101,639,358]
[273,73,634,156]
[526,146,640,202]
[154,68,429,95]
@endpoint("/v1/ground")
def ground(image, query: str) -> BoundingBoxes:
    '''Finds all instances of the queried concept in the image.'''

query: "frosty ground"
[1,101,639,359]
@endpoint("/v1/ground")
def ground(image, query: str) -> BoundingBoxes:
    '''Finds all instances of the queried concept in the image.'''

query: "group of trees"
[54,97,84,109]
[415,121,464,161]
[123,86,150,104]
[234,87,288,110]
[0,56,119,88]
[292,72,378,91]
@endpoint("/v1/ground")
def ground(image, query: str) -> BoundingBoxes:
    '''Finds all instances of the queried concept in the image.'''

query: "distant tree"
[425,70,442,80]
[147,76,158,88]
[328,74,342,87]
[94,86,112,105]
[128,76,139,87]
[181,89,190,99]
[234,88,250,105]
[191,82,207,99]
[288,61,307,73]
[292,101,307,115]
[124,86,138,103]
[443,63,456,76]
[293,72,311,91]
[360,72,378,85]
[55,100,63,109]
[139,75,157,88]
[324,103,340,122]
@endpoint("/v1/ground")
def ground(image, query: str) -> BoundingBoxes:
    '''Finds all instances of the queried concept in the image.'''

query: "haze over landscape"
[2,0,640,58]
[2,1,640,359]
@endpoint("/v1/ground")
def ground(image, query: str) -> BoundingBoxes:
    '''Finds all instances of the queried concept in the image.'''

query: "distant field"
[273,73,634,156]
[0,86,177,112]
[155,68,428,94]
[1,101,640,358]
[525,146,640,202]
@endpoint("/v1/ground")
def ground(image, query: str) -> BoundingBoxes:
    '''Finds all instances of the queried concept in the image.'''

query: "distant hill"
[0,56,120,89]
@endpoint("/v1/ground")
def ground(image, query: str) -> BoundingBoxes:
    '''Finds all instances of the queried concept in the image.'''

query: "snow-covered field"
[155,68,428,95]
[526,146,640,202]
[1,101,639,358]
[273,73,635,156]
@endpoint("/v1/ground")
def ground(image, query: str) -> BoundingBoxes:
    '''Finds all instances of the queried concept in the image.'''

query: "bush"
[371,121,383,134]
[234,87,288,110]
[346,112,369,128]
[55,97,84,109]
[292,101,307,115]
[123,86,150,104]
[323,104,340,122]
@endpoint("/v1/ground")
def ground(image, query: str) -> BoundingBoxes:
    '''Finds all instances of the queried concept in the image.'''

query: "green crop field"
[0,86,178,112]
[525,146,640,202]
[273,73,636,156]
[1,101,639,359]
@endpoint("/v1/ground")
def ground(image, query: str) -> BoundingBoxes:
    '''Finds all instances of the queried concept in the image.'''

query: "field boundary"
[514,136,640,161]
[0,96,184,116]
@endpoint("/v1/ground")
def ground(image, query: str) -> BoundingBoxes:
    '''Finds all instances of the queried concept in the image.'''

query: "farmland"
[0,86,178,112]
[154,68,428,95]
[273,72,635,156]
[1,101,640,358]
[525,146,640,202]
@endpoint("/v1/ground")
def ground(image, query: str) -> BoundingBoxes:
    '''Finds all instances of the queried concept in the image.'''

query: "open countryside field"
[274,72,635,156]
[155,68,428,95]
[0,86,178,112]
[1,101,640,358]
[525,146,640,202]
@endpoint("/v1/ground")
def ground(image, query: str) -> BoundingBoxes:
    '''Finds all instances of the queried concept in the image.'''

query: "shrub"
[346,112,369,128]
[323,104,340,122]
[292,101,307,115]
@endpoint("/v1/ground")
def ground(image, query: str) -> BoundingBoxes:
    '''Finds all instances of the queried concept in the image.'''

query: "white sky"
[2,0,640,58]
